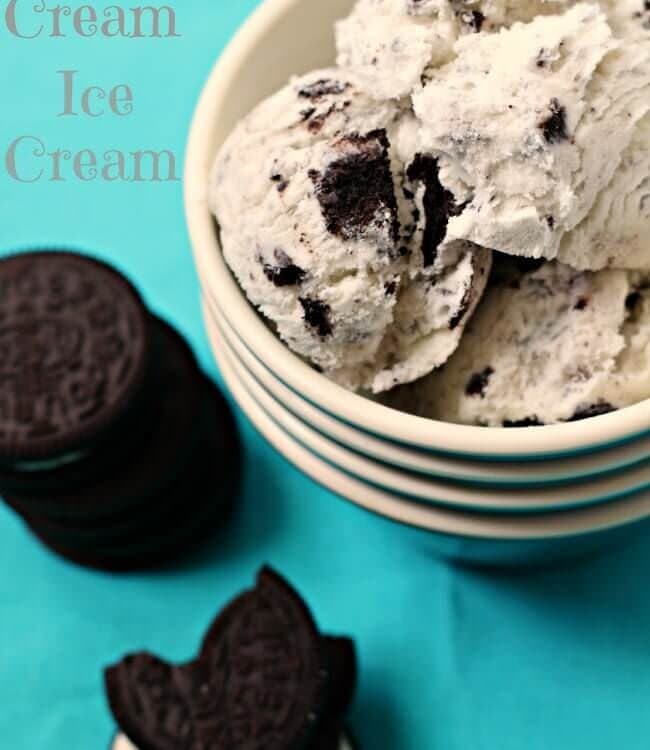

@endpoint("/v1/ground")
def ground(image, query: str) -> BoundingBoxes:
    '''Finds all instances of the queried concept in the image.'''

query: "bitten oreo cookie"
[105,568,357,750]
[0,251,151,462]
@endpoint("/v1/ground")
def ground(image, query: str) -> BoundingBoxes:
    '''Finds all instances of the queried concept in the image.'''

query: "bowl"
[206,293,650,491]
[184,0,650,563]
[185,0,650,461]
[205,303,650,566]
[205,299,650,513]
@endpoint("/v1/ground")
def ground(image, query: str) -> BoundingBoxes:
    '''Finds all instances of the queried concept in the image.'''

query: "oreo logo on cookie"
[0,251,151,462]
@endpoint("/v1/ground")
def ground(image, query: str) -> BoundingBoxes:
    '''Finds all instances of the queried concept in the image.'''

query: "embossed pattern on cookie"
[0,251,151,462]
[105,569,357,750]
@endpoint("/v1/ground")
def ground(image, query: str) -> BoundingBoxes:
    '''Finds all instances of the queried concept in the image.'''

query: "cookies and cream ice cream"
[386,260,650,425]
[336,0,579,101]
[210,68,491,393]
[210,0,650,423]
[412,3,650,270]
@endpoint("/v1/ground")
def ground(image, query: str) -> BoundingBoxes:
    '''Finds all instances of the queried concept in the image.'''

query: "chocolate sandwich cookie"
[105,568,357,749]
[3,317,205,521]
[23,381,241,572]
[0,251,152,466]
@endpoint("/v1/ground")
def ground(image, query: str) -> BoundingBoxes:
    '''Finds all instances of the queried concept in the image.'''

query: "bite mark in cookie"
[105,568,357,750]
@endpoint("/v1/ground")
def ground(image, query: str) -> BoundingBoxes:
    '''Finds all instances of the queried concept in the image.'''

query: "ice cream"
[386,260,650,425]
[209,0,650,422]
[210,68,491,393]
[412,3,650,270]
[335,0,579,101]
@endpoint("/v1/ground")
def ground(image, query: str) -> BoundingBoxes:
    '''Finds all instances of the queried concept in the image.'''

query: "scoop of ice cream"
[335,0,578,101]
[210,68,491,393]
[386,260,650,425]
[413,3,650,269]
[335,0,458,101]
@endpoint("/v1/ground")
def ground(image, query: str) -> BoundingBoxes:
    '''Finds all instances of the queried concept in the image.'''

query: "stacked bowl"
[185,0,650,566]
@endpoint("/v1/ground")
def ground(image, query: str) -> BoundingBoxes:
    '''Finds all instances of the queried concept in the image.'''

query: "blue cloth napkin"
[1,3,649,749]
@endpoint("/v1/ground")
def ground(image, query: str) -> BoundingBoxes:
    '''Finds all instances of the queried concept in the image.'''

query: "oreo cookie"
[0,251,152,463]
[105,568,357,749]
[4,318,205,520]
[0,250,241,571]
[23,382,241,572]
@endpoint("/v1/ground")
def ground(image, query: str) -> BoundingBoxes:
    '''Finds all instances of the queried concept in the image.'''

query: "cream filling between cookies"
[8,450,87,473]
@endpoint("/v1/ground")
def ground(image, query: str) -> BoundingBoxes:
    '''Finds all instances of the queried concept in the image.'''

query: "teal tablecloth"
[1,3,650,749]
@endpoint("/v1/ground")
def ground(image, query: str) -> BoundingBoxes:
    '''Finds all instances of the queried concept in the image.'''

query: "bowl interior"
[185,0,650,459]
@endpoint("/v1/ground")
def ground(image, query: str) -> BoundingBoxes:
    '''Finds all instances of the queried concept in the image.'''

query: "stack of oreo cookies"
[0,250,240,571]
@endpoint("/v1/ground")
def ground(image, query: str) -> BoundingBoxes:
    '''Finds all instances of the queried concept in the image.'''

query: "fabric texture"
[1,3,649,749]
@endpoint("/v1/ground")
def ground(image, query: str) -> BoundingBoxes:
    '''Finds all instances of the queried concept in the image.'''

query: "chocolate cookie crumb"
[263,249,306,287]
[515,257,545,274]
[311,129,400,245]
[465,367,494,397]
[384,281,397,296]
[449,286,472,330]
[407,154,463,267]
[569,403,615,421]
[271,174,289,193]
[459,10,485,32]
[574,297,589,311]
[540,98,570,144]
[298,79,349,99]
[503,417,543,427]
[300,298,333,337]
[626,292,642,311]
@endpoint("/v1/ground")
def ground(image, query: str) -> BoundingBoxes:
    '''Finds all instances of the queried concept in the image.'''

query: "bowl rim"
[184,0,650,459]
[208,293,650,488]
[210,301,650,514]
[207,306,650,541]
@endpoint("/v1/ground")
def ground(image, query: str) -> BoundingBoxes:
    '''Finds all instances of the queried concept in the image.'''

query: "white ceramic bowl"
[206,294,650,490]
[185,0,650,461]
[205,306,650,566]
[206,300,650,513]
